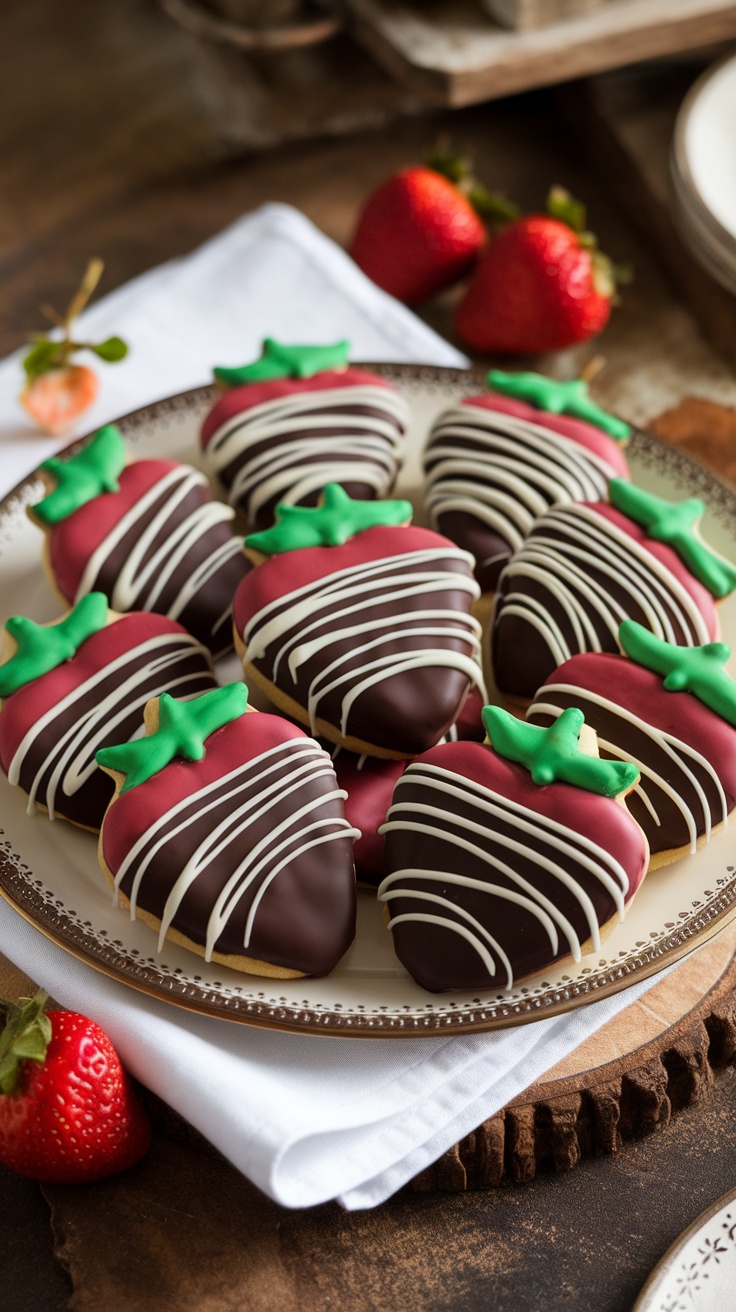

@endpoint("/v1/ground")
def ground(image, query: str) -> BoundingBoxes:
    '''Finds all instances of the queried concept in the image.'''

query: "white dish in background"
[634,1188,736,1312]
[672,54,736,292]
[2,365,736,1036]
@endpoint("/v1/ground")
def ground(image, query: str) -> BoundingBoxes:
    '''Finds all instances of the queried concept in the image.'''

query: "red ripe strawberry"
[455,187,625,355]
[349,147,491,304]
[0,990,150,1184]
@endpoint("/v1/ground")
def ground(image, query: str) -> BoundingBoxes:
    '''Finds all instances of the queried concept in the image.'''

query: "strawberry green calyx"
[214,338,351,389]
[619,622,736,727]
[486,370,631,441]
[245,482,413,557]
[423,141,518,225]
[0,593,109,699]
[545,187,632,303]
[609,480,736,599]
[482,704,639,797]
[34,424,127,524]
[97,683,248,792]
[0,990,52,1095]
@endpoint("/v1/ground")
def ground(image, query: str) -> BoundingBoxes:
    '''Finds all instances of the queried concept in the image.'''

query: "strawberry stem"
[424,137,473,187]
[547,185,587,234]
[0,990,52,1095]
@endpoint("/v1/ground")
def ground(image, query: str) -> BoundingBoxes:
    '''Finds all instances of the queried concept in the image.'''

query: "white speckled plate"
[634,1188,736,1312]
[1,364,736,1035]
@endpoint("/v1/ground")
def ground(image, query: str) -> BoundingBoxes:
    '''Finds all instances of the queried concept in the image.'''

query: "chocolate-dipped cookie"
[527,621,736,868]
[201,339,408,531]
[97,684,359,979]
[233,484,486,759]
[378,706,648,991]
[423,371,631,593]
[28,424,250,657]
[492,481,736,703]
[0,594,216,829]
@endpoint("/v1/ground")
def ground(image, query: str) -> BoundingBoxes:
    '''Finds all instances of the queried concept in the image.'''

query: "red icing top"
[46,460,185,602]
[590,502,719,637]
[201,368,398,450]
[538,651,736,794]
[463,392,630,479]
[0,612,199,774]
[416,739,648,905]
[334,751,404,884]
[233,524,470,636]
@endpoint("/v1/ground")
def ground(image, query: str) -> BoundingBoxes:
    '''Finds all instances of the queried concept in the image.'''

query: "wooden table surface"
[4,5,736,1309]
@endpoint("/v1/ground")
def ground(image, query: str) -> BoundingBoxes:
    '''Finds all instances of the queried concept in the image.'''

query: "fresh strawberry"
[20,258,127,435]
[455,187,627,355]
[0,990,150,1184]
[21,364,100,435]
[349,146,502,304]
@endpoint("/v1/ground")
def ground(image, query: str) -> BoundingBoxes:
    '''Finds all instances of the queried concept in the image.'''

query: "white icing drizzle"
[8,633,213,820]
[529,684,730,853]
[242,546,487,738]
[74,465,242,637]
[204,384,409,521]
[377,759,632,987]
[111,737,359,960]
[495,504,712,668]
[423,405,617,552]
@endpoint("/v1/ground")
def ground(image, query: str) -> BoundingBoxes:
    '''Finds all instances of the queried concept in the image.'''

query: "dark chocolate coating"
[527,654,736,856]
[0,619,216,830]
[380,742,646,992]
[102,716,357,976]
[491,503,716,702]
[78,477,250,657]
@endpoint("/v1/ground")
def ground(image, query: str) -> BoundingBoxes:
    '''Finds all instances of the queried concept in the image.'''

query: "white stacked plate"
[672,53,736,295]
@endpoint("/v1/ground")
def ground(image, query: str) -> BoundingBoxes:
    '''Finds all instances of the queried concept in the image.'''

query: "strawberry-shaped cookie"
[97,684,359,978]
[527,621,736,869]
[423,371,631,594]
[201,339,408,532]
[378,706,647,991]
[492,480,736,703]
[233,485,486,759]
[0,593,216,830]
[28,424,250,657]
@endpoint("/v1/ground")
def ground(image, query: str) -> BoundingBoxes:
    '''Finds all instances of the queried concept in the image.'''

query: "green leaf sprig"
[22,259,128,386]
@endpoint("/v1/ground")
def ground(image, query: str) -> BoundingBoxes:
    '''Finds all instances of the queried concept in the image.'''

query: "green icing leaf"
[482,704,640,797]
[619,620,736,727]
[33,425,127,525]
[0,593,109,699]
[245,482,413,556]
[486,370,632,441]
[214,338,351,388]
[609,479,736,599]
[96,683,248,792]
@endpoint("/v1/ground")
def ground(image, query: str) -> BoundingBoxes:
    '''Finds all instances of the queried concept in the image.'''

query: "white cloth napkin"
[0,203,669,1209]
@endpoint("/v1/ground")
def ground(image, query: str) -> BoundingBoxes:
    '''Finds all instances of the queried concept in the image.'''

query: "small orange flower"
[20,259,127,434]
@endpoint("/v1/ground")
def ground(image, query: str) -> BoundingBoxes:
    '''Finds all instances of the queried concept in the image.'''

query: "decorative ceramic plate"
[634,1187,736,1312]
[672,54,736,292]
[1,364,736,1036]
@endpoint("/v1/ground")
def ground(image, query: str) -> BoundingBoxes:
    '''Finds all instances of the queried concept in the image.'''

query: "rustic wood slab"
[343,0,736,107]
[412,920,736,1191]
